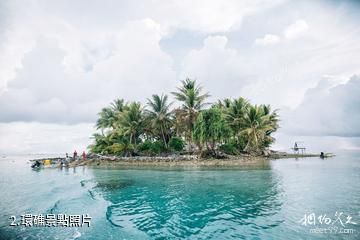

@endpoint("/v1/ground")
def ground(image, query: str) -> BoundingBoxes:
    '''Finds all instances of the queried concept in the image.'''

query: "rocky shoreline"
[29,151,327,168]
[64,152,322,168]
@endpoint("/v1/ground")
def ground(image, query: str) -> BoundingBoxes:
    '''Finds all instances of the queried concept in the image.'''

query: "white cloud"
[0,0,287,95]
[282,75,360,137]
[272,133,360,153]
[181,36,251,100]
[255,34,280,45]
[284,19,308,39]
[244,8,360,108]
[254,19,308,46]
[0,19,177,123]
[0,122,93,154]
[1,0,360,153]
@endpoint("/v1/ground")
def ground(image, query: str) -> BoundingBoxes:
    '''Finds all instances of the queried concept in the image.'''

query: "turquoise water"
[0,153,359,239]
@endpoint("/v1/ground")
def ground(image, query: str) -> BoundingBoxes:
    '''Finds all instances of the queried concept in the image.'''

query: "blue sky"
[0,0,359,153]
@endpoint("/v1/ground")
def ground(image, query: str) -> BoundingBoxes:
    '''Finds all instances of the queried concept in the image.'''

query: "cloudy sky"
[0,0,360,154]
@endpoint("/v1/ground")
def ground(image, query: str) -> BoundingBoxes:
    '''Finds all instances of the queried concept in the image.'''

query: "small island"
[78,78,325,167]
[31,78,328,168]
[89,78,278,157]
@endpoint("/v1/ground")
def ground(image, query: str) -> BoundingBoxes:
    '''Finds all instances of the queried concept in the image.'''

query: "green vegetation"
[168,137,185,152]
[193,107,231,156]
[89,78,279,157]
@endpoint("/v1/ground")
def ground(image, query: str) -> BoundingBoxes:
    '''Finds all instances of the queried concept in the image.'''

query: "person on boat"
[82,151,86,160]
[73,150,78,160]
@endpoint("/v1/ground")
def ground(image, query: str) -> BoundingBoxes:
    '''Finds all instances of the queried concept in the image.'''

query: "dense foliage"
[89,78,279,156]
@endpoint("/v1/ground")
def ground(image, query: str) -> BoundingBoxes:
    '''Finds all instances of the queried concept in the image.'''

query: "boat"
[320,152,335,158]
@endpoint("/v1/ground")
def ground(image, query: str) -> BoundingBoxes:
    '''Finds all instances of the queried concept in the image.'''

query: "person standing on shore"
[62,153,70,166]
[73,150,78,160]
[82,151,86,160]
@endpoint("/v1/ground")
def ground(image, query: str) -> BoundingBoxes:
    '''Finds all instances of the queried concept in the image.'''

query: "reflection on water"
[86,166,285,239]
[95,179,134,192]
[0,154,359,239]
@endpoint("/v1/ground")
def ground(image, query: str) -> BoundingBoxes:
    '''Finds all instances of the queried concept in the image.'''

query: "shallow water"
[0,153,359,239]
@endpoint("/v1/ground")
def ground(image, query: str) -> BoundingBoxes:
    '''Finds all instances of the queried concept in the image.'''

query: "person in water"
[320,152,325,158]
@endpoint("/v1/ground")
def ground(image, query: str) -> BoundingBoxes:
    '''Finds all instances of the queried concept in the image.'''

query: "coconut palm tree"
[171,78,209,147]
[96,99,128,131]
[110,98,128,113]
[241,105,277,152]
[96,107,116,131]
[120,102,144,145]
[260,104,279,148]
[88,133,111,153]
[213,98,232,110]
[145,94,173,148]
[225,97,250,143]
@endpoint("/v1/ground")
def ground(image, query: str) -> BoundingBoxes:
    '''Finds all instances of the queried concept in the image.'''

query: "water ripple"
[101,170,285,239]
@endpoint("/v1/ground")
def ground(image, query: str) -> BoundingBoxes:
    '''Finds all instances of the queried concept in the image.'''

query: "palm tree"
[96,99,128,131]
[110,98,127,112]
[225,97,250,143]
[96,107,116,131]
[213,98,232,109]
[88,133,111,153]
[120,102,144,145]
[241,105,276,152]
[260,105,279,148]
[172,78,209,147]
[146,94,173,148]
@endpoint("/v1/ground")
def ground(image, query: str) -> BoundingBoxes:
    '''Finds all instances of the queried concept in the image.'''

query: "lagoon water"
[0,153,359,239]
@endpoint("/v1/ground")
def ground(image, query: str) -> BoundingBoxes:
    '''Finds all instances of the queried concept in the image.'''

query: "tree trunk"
[161,126,168,148]
[188,110,193,151]
[244,138,251,152]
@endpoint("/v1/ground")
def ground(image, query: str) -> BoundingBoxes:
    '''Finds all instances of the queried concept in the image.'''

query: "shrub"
[168,137,185,152]
[137,140,165,156]
[234,135,247,152]
[219,142,240,155]
[109,143,125,154]
[108,142,135,156]
[137,140,153,152]
[151,141,165,154]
